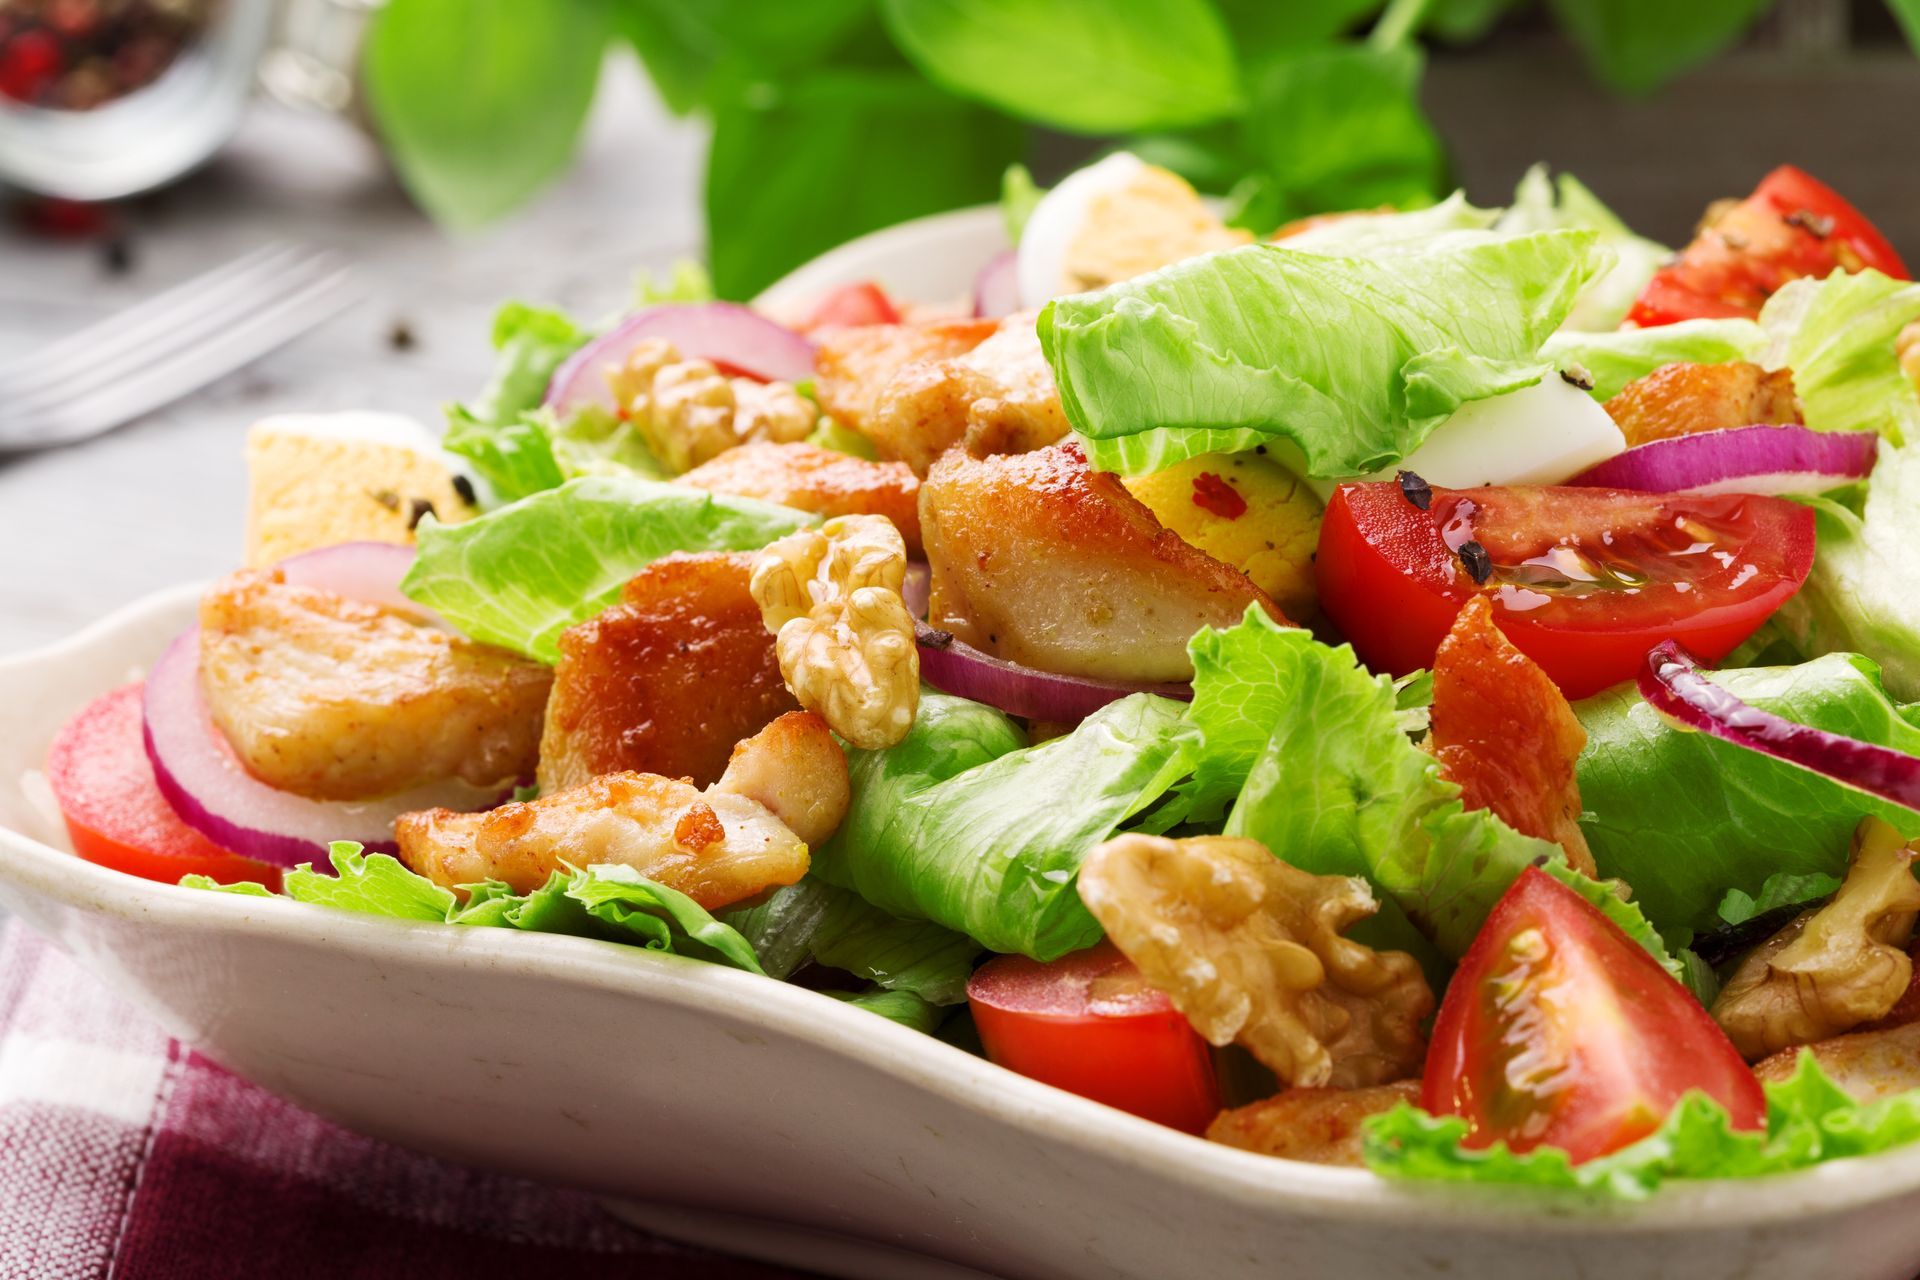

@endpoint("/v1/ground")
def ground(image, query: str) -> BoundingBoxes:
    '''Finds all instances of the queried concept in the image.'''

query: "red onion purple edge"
[1572,425,1879,495]
[544,302,816,416]
[916,622,1191,724]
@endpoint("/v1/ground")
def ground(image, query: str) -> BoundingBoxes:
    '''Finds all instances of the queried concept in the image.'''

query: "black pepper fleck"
[919,627,955,649]
[1458,539,1492,584]
[1254,445,1267,455]
[388,319,418,352]
[1396,469,1432,511]
[1559,362,1595,392]
[451,474,477,506]
[102,237,134,276]
[406,498,436,531]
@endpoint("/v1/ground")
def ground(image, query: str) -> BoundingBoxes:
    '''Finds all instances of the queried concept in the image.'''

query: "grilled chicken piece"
[921,442,1283,682]
[1206,1081,1420,1166]
[537,552,798,794]
[199,568,550,801]
[864,312,1072,476]
[397,713,848,904]
[1602,361,1801,446]
[812,318,996,445]
[676,441,923,556]
[1754,1019,1920,1105]
[1429,596,1596,876]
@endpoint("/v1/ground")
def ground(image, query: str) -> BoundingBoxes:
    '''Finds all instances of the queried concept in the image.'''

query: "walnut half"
[1078,833,1433,1089]
[1713,816,1920,1061]
[749,514,919,750]
[607,337,816,474]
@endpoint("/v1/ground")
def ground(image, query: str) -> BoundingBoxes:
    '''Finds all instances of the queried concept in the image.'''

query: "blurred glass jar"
[0,0,379,201]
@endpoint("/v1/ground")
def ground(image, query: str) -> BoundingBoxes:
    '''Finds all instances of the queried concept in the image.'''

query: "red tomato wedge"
[1628,166,1908,327]
[803,281,901,330]
[968,942,1220,1133]
[1315,482,1816,700]
[46,683,281,889]
[1423,867,1764,1163]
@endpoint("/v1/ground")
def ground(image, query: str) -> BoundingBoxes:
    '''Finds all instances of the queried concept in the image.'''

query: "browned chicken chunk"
[537,552,798,794]
[398,713,848,905]
[1602,360,1801,446]
[1207,1081,1421,1166]
[1429,596,1595,876]
[864,312,1072,476]
[920,442,1283,682]
[676,441,923,555]
[812,318,995,444]
[1754,1020,1920,1105]
[199,568,550,801]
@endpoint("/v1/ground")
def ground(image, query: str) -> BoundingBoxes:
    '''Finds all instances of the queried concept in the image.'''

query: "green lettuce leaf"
[1001,162,1042,244]
[826,987,944,1033]
[1038,228,1602,478]
[1541,317,1768,401]
[1760,269,1920,443]
[1275,190,1498,256]
[1774,440,1920,701]
[443,301,594,504]
[543,406,668,481]
[720,877,979,1004]
[1364,1052,1920,1198]
[401,476,814,661]
[634,258,714,306]
[278,842,457,920]
[815,692,1198,960]
[1496,165,1670,331]
[1575,653,1920,933]
[1718,870,1841,927]
[443,407,566,505]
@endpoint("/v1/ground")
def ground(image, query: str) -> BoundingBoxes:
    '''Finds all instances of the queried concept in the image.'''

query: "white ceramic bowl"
[8,215,1920,1280]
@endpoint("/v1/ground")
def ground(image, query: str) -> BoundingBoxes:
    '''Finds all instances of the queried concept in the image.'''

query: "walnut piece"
[1078,833,1433,1089]
[606,337,815,474]
[1713,816,1920,1060]
[749,514,919,750]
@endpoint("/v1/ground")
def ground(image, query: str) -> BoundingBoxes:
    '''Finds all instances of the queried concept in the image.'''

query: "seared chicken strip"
[399,712,848,905]
[1754,1019,1920,1105]
[199,568,550,801]
[921,442,1283,682]
[865,312,1072,476]
[1207,1081,1420,1166]
[1602,361,1801,446]
[1429,596,1595,876]
[812,318,995,445]
[537,552,799,794]
[676,441,923,556]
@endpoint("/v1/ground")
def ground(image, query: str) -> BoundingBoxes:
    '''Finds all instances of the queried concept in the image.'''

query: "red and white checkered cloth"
[0,919,814,1280]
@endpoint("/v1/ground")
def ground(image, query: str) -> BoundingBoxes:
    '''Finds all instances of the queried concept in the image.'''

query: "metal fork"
[0,243,360,453]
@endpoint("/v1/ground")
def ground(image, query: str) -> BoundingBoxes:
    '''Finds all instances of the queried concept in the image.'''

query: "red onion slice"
[972,251,1021,320]
[545,303,816,415]
[917,622,1190,724]
[143,630,506,867]
[1640,641,1920,813]
[275,540,431,618]
[1571,425,1878,495]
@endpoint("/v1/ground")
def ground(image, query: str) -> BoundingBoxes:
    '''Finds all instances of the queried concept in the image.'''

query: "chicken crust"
[1206,1081,1420,1167]
[812,318,995,447]
[1754,1020,1920,1105]
[536,552,798,794]
[709,710,849,848]
[865,313,1072,476]
[199,568,550,801]
[1429,596,1595,876]
[921,441,1283,681]
[676,441,923,555]
[1602,361,1801,446]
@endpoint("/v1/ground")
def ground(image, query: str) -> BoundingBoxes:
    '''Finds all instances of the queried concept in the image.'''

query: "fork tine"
[0,257,359,452]
[0,244,328,403]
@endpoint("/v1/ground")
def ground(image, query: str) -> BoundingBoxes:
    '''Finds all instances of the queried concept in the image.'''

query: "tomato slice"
[803,282,902,330]
[1424,867,1763,1162]
[46,683,280,889]
[967,942,1220,1133]
[1627,166,1908,327]
[1315,482,1815,699]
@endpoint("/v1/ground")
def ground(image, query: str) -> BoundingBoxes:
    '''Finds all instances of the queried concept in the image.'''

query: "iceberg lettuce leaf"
[1760,269,1920,443]
[1542,317,1767,401]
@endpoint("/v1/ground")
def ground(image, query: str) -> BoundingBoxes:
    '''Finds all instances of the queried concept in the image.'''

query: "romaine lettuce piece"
[1760,269,1920,443]
[401,476,814,661]
[1038,228,1602,478]
[1542,317,1768,401]
[721,876,979,1004]
[826,987,944,1033]
[1576,653,1920,933]
[814,692,1198,961]
[444,302,594,503]
[1497,165,1670,331]
[1364,1053,1920,1198]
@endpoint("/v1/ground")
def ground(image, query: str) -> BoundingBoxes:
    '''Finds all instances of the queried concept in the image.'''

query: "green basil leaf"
[1546,0,1771,95]
[612,0,877,115]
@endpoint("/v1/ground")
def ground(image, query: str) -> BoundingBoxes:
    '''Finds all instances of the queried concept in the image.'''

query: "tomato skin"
[1628,166,1908,327]
[968,942,1221,1133]
[46,684,280,889]
[1315,482,1816,700]
[804,282,901,330]
[1424,867,1763,1163]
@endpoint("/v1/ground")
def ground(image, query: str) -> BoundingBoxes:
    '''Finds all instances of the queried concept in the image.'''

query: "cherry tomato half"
[803,282,901,331]
[1628,166,1908,327]
[967,941,1220,1133]
[1315,482,1815,700]
[46,683,280,888]
[1423,867,1764,1163]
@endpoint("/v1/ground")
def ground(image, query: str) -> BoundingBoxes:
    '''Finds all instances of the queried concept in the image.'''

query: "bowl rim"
[8,587,1920,1230]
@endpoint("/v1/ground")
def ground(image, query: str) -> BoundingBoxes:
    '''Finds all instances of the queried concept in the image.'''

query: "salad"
[37,153,1920,1199]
